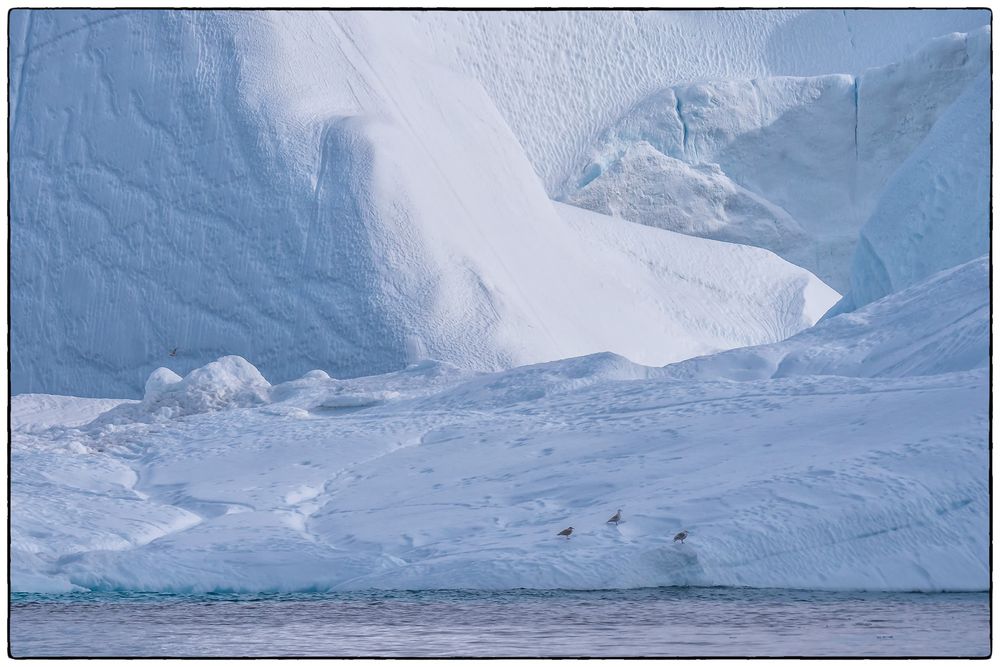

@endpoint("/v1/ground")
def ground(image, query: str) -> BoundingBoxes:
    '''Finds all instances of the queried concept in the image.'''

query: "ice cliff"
[565,27,990,291]
[9,10,988,397]
[832,67,991,314]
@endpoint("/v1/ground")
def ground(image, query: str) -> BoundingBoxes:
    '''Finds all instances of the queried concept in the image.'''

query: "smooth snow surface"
[12,250,988,593]
[665,256,989,381]
[565,27,990,291]
[10,10,989,397]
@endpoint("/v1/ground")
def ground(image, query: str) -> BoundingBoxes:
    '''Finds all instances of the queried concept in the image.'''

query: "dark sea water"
[9,588,990,657]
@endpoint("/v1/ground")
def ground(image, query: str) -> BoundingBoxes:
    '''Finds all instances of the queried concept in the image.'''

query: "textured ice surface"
[565,27,990,290]
[566,143,808,255]
[10,10,988,397]
[9,10,989,593]
[11,371,987,593]
[833,67,991,314]
[408,9,990,193]
[10,252,989,593]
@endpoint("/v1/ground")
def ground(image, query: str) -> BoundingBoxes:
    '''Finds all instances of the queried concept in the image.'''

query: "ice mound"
[144,356,270,413]
[566,143,807,254]
[92,356,271,424]
[665,256,988,381]
[143,367,183,403]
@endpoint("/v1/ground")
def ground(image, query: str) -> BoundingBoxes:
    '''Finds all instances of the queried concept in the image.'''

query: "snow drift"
[664,255,989,381]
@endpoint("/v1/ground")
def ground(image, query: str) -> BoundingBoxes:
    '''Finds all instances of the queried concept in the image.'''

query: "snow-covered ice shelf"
[11,257,989,594]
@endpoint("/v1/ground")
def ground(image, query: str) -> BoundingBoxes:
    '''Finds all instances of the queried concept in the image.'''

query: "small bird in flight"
[168,347,178,357]
[558,527,574,539]
[607,509,623,525]
[673,530,688,544]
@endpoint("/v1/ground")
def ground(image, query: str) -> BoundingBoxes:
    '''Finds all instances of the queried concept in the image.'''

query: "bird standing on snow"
[607,509,623,525]
[673,530,688,544]
[558,527,574,539]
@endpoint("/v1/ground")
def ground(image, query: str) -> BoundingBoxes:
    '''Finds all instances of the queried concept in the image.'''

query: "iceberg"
[11,254,988,593]
[10,10,987,397]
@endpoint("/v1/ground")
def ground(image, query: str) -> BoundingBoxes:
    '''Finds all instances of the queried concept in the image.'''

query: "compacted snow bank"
[11,258,987,593]
[11,366,986,594]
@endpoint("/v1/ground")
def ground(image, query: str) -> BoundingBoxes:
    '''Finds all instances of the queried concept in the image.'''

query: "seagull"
[673,530,688,544]
[607,509,623,525]
[558,527,574,539]
[168,347,178,357]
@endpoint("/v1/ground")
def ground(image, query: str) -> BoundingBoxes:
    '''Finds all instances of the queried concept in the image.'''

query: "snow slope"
[565,27,990,291]
[664,256,989,382]
[11,250,988,593]
[11,9,853,399]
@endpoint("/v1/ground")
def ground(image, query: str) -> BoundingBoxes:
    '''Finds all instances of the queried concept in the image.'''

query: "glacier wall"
[564,27,990,291]
[409,9,991,193]
[12,10,844,398]
[10,10,988,398]
[833,67,991,313]
[11,11,316,397]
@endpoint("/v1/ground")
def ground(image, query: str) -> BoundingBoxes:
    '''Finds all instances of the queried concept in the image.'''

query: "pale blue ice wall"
[9,9,991,397]
[417,9,992,195]
[831,68,991,315]
[9,10,409,397]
